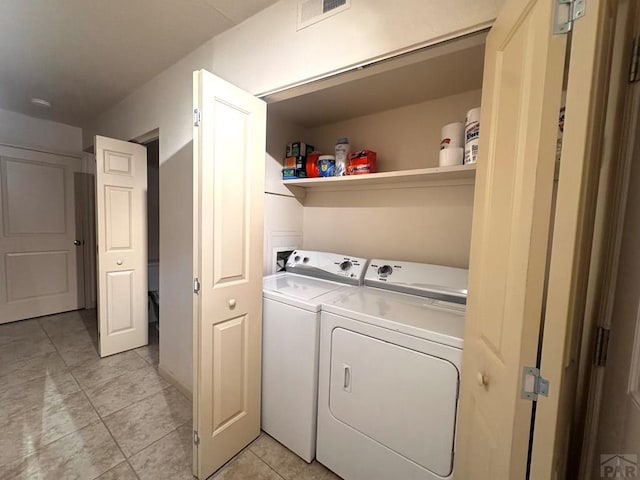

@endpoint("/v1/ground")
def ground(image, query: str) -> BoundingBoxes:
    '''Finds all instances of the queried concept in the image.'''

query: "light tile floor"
[0,310,341,480]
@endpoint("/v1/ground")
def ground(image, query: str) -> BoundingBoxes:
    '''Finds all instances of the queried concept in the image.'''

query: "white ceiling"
[0,0,280,127]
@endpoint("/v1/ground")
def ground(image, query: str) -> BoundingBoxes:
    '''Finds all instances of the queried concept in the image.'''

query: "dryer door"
[330,327,459,477]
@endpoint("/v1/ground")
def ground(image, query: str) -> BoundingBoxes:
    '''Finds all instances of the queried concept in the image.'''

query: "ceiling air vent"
[297,0,351,30]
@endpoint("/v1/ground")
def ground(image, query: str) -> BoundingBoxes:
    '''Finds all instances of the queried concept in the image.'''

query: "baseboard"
[158,364,193,401]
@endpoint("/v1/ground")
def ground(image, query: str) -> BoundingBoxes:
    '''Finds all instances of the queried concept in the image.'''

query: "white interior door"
[192,69,266,479]
[95,135,148,357]
[0,144,85,324]
[453,0,568,477]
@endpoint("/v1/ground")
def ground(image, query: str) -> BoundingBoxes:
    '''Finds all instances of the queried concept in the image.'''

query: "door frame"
[81,152,97,309]
[577,13,640,474]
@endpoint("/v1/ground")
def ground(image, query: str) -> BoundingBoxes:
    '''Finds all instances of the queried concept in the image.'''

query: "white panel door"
[193,69,266,479]
[0,145,85,324]
[453,0,568,477]
[95,136,147,357]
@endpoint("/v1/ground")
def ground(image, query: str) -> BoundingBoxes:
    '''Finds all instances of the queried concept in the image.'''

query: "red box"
[347,150,377,175]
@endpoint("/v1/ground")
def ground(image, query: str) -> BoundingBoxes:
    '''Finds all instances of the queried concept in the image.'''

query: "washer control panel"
[366,259,469,304]
[286,250,368,285]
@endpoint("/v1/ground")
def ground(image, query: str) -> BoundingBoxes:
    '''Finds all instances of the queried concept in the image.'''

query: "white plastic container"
[440,122,464,150]
[439,147,464,167]
[334,137,349,176]
[464,107,481,164]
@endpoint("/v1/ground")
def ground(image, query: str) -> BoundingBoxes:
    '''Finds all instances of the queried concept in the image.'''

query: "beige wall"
[263,111,307,275]
[84,0,500,393]
[266,111,310,196]
[302,184,474,268]
[0,108,82,153]
[84,44,214,393]
[210,0,501,96]
[290,89,480,267]
[308,89,482,171]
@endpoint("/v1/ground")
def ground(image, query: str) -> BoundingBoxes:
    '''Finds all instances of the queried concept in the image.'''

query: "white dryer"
[262,250,368,462]
[316,259,468,480]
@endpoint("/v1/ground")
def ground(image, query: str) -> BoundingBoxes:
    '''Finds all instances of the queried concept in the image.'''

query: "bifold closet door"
[0,145,85,324]
[453,0,567,477]
[192,69,266,479]
[454,0,611,477]
[94,135,148,357]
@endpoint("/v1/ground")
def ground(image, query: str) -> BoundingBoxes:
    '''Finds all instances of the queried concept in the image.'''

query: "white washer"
[262,250,368,462]
[316,259,468,480]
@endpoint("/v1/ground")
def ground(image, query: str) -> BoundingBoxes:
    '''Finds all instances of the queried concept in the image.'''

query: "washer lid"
[263,273,346,302]
[321,286,465,348]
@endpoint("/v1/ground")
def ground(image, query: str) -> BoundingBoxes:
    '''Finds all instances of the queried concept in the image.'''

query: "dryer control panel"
[365,259,469,304]
[286,250,368,286]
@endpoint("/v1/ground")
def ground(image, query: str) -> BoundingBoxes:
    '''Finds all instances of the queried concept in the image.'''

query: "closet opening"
[144,137,160,340]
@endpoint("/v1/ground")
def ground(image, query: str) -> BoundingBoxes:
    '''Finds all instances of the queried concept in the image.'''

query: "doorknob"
[73,240,81,246]
[116,260,123,266]
[228,298,236,309]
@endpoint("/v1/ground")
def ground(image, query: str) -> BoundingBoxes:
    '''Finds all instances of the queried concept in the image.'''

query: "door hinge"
[193,277,201,295]
[554,0,586,35]
[594,326,611,367]
[630,37,640,83]
[193,430,200,446]
[521,366,550,401]
[193,108,201,127]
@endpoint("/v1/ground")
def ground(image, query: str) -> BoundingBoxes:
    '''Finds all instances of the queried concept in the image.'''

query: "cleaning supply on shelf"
[347,150,377,175]
[283,156,304,169]
[464,107,481,164]
[334,137,350,176]
[286,142,314,158]
[318,155,336,177]
[440,122,464,150]
[439,147,464,167]
[282,168,298,180]
[282,141,315,180]
[306,152,321,178]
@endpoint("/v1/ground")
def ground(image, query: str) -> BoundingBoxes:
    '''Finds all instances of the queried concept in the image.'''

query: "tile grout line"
[97,413,141,480]
[74,385,134,480]
[8,313,177,480]
[246,449,288,480]
[81,379,176,421]
[209,434,286,480]
[132,345,158,367]
[123,422,193,478]
[1,314,139,480]
[0,319,97,470]
[0,321,60,374]
[77,373,189,480]
[55,319,143,480]
[36,316,70,368]
[37,315,93,370]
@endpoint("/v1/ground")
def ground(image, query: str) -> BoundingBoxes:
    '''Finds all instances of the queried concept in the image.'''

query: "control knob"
[378,265,393,276]
[339,260,352,272]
